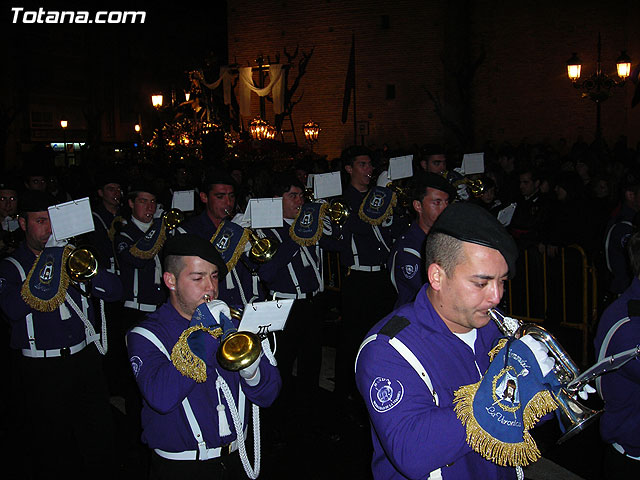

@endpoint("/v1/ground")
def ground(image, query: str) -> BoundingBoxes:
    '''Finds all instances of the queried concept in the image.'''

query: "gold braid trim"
[488,338,508,362]
[523,390,558,430]
[209,220,251,271]
[108,216,125,242]
[290,202,328,247]
[21,246,72,312]
[358,190,397,226]
[453,381,542,467]
[170,325,223,383]
[130,218,167,260]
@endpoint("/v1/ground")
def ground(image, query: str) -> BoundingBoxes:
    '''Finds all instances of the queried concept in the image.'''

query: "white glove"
[204,299,231,324]
[239,352,263,386]
[576,384,596,401]
[457,183,470,201]
[453,166,465,176]
[520,334,555,377]
[154,204,165,219]
[377,170,390,187]
[45,234,68,248]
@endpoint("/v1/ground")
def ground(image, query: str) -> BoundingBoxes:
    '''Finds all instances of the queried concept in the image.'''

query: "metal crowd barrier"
[504,244,598,367]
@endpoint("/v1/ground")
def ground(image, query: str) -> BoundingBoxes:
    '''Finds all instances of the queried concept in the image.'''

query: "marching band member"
[594,230,640,478]
[355,202,557,479]
[0,190,122,478]
[334,145,397,402]
[181,172,266,308]
[127,233,281,479]
[388,172,454,308]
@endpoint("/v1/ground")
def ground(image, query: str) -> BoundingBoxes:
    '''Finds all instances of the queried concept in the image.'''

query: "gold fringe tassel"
[209,221,251,271]
[130,220,167,260]
[290,202,329,247]
[488,338,508,362]
[170,325,223,383]
[358,191,397,226]
[453,381,550,467]
[21,246,72,312]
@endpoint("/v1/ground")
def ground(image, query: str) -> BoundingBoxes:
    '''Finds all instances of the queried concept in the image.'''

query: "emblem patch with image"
[401,263,419,279]
[369,376,404,413]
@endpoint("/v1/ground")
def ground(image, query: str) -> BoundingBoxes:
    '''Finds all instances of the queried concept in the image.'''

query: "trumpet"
[488,309,601,444]
[386,181,411,209]
[304,189,350,226]
[66,245,100,296]
[442,170,484,198]
[202,296,262,372]
[247,230,278,264]
[163,208,184,230]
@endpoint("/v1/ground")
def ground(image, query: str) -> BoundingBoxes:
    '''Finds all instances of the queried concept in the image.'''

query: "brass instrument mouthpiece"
[203,294,211,302]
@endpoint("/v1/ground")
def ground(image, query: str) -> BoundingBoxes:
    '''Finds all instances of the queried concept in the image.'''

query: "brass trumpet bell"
[163,208,185,230]
[66,246,99,283]
[327,199,350,225]
[248,230,278,263]
[216,330,262,371]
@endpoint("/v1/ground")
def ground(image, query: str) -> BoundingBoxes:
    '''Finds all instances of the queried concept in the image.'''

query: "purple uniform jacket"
[355,287,517,480]
[339,184,394,268]
[115,220,166,308]
[126,302,281,452]
[0,242,123,350]
[605,204,636,294]
[89,202,117,272]
[593,276,640,456]
[388,222,427,309]
[182,211,265,306]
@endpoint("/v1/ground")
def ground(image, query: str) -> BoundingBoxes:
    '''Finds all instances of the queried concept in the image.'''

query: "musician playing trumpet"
[0,190,122,478]
[355,202,560,479]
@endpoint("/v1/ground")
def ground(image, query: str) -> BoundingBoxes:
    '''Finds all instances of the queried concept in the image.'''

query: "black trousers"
[274,296,323,401]
[17,346,116,479]
[335,269,396,399]
[150,451,243,480]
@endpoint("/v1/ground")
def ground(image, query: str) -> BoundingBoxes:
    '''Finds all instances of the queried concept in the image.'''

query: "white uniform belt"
[270,290,318,300]
[154,439,238,461]
[22,339,88,358]
[350,265,384,272]
[124,300,157,312]
[612,442,640,461]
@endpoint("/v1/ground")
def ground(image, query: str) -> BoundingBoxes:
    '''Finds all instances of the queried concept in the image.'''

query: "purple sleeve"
[240,357,282,408]
[355,338,472,479]
[0,259,32,323]
[91,269,123,302]
[126,329,197,414]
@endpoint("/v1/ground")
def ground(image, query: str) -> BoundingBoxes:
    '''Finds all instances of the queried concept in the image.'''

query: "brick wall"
[228,0,640,160]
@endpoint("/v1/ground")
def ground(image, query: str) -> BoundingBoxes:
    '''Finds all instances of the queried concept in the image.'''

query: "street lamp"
[60,120,68,166]
[249,117,269,140]
[303,121,320,151]
[151,94,164,109]
[566,34,632,140]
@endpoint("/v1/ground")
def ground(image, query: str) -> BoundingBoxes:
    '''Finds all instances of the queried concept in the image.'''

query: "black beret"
[201,170,237,193]
[164,233,228,279]
[422,172,456,198]
[0,177,20,192]
[128,179,157,198]
[430,202,518,277]
[95,170,122,190]
[19,190,57,213]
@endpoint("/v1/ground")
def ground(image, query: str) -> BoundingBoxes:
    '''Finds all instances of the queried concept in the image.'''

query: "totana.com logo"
[11,7,146,24]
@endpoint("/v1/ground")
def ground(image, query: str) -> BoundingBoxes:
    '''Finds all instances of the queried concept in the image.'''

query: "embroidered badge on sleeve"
[369,376,404,413]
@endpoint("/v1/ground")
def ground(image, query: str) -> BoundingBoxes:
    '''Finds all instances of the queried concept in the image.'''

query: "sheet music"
[238,299,294,334]
[388,155,413,180]
[48,197,95,241]
[313,171,342,199]
[497,203,516,227]
[461,152,485,175]
[249,198,283,228]
[171,190,195,212]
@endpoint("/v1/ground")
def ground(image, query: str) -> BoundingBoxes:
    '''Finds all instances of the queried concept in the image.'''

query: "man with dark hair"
[388,172,455,308]
[89,172,123,273]
[127,233,281,479]
[594,230,640,478]
[258,172,338,404]
[355,202,556,479]
[0,190,121,478]
[335,145,397,402]
[509,166,550,248]
[419,144,447,174]
[181,171,265,307]
[0,178,21,257]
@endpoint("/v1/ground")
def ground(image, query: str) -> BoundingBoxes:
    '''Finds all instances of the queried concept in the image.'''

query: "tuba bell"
[488,309,601,444]
[442,170,484,198]
[163,208,185,231]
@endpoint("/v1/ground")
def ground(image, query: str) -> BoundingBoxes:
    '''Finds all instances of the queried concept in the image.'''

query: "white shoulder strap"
[92,211,108,231]
[595,317,631,399]
[604,220,632,272]
[6,257,36,352]
[129,326,207,455]
[356,333,442,480]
